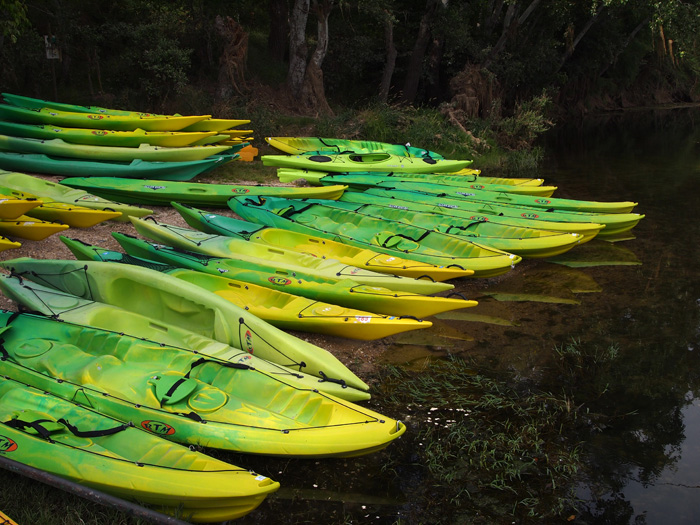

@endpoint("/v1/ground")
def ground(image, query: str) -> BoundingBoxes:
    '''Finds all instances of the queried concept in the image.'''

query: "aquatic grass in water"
[376,357,583,522]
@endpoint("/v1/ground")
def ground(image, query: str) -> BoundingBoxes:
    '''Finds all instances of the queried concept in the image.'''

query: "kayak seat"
[295,212,319,225]
[78,354,124,386]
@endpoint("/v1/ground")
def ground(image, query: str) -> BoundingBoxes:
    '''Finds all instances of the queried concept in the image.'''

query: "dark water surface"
[538,109,700,524]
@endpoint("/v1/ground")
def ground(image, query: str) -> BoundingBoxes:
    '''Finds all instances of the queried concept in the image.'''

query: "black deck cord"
[379,229,432,248]
[317,371,347,388]
[413,274,436,282]
[10,266,95,302]
[441,223,484,235]
[237,317,305,376]
[447,291,470,300]
[4,417,129,441]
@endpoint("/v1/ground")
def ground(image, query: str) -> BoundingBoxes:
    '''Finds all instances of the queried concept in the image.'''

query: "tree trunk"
[556,6,604,72]
[300,0,334,115]
[215,16,249,100]
[287,0,310,98]
[268,0,289,62]
[484,0,505,37]
[599,17,650,77]
[483,0,542,70]
[401,0,442,104]
[378,10,397,102]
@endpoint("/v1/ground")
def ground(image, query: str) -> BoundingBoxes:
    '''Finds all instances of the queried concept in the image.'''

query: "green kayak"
[0,310,404,458]
[0,103,211,132]
[276,170,558,197]
[131,215,456,295]
[59,177,347,206]
[265,136,445,159]
[2,93,251,132]
[336,192,585,258]
[230,196,522,278]
[362,188,642,237]
[262,152,471,174]
[277,167,546,187]
[0,120,218,147]
[351,178,638,214]
[61,236,433,340]
[0,134,232,162]
[0,152,234,181]
[0,257,368,393]
[0,273,369,401]
[0,171,152,221]
[172,201,472,282]
[114,231,477,318]
[0,372,279,522]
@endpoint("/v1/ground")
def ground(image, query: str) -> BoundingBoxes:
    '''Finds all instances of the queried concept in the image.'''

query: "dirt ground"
[0,175,401,383]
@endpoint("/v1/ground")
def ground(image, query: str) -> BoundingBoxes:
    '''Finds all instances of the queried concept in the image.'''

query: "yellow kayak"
[27,202,122,227]
[0,215,68,240]
[62,235,435,340]
[0,103,210,132]
[0,235,21,251]
[0,192,41,219]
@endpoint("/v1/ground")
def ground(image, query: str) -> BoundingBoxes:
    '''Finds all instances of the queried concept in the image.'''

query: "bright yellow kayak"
[0,215,68,240]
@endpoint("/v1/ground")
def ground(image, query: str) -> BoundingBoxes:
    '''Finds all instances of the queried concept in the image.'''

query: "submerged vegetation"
[376,357,584,523]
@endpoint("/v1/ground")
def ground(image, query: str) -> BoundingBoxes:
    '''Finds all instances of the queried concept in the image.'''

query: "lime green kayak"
[2,93,251,132]
[279,167,546,187]
[362,187,642,237]
[0,134,232,162]
[61,236,433,340]
[59,177,347,206]
[114,231,476,318]
[336,192,585,258]
[346,188,604,242]
[265,136,445,159]
[262,152,471,174]
[0,371,278,522]
[0,273,370,401]
[0,310,405,458]
[180,118,252,132]
[172,201,473,282]
[276,170,558,197]
[132,214,457,295]
[354,178,638,214]
[0,120,218,147]
[0,257,368,393]
[230,196,522,278]
[0,171,152,221]
[0,102,211,131]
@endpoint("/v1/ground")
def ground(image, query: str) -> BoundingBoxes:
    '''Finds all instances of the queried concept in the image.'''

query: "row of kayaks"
[0,102,645,521]
[0,92,258,179]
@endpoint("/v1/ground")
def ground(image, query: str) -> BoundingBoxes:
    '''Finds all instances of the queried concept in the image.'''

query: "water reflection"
[539,107,700,524]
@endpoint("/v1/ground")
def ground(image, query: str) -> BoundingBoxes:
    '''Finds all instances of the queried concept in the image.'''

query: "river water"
[537,108,700,524]
[233,109,700,524]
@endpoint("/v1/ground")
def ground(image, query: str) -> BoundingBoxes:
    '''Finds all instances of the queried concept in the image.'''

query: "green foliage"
[376,357,583,522]
[0,0,29,43]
